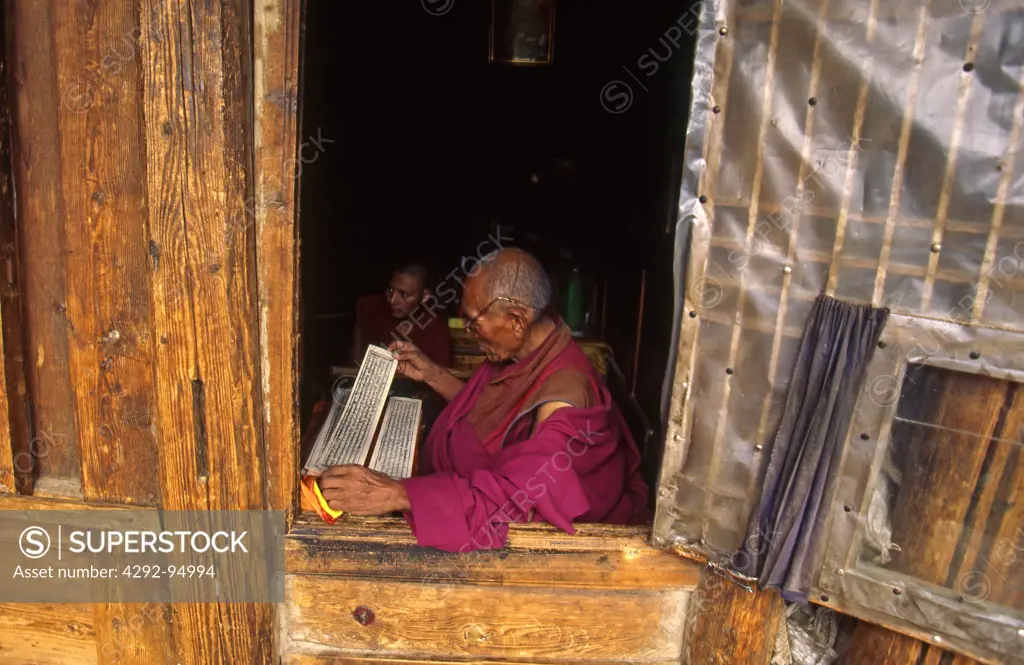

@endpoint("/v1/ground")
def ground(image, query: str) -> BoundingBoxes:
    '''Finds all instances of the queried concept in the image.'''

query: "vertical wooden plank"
[842,622,925,665]
[842,621,986,665]
[866,1,930,303]
[0,303,12,493]
[684,568,784,665]
[887,371,1006,583]
[972,78,1024,321]
[753,0,830,454]
[254,0,303,521]
[52,0,161,507]
[919,15,986,311]
[92,603,173,665]
[7,0,82,498]
[140,0,272,662]
[702,0,785,525]
[0,7,30,495]
[955,385,1024,609]
[822,0,878,292]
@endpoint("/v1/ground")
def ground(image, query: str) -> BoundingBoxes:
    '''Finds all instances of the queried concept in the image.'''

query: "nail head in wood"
[352,606,375,626]
[719,26,728,36]
[931,243,941,253]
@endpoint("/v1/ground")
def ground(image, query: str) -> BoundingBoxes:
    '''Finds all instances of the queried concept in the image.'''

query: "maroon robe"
[400,338,651,552]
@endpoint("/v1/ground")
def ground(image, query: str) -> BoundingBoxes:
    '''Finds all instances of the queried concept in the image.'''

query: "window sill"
[285,513,699,590]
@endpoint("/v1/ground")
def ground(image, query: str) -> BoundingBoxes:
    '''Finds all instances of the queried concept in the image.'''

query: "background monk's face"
[461,279,524,363]
[385,271,426,319]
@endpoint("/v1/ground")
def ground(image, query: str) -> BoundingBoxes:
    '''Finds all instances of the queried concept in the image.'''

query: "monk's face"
[461,279,525,362]
[385,271,427,319]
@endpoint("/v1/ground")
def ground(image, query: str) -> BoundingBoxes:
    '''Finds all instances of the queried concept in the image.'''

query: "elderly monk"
[318,248,651,552]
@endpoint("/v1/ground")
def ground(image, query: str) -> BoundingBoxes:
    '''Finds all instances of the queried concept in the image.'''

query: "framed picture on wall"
[489,0,556,65]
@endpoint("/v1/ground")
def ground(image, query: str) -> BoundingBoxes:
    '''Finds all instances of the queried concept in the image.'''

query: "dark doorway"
[297,0,698,484]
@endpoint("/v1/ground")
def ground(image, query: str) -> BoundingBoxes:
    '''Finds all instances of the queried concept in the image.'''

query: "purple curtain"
[737,294,889,603]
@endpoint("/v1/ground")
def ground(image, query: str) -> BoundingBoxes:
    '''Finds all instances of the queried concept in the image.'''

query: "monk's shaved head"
[472,248,552,313]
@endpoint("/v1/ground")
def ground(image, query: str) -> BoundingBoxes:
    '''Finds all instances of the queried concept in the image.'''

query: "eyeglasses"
[462,296,534,334]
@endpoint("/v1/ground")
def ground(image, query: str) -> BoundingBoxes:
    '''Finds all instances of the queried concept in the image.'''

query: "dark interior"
[297,0,697,491]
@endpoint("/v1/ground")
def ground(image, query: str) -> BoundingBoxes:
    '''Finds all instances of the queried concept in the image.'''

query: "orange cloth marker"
[301,475,343,524]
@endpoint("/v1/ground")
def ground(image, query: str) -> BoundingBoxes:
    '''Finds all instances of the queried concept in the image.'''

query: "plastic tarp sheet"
[657,0,1024,657]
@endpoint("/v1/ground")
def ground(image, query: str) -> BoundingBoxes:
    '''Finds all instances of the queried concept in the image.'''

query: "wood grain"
[683,568,784,665]
[283,657,682,665]
[887,369,1007,583]
[841,622,925,665]
[0,294,12,493]
[0,493,152,511]
[7,0,82,498]
[0,603,96,665]
[955,384,1024,609]
[91,603,173,665]
[284,575,688,661]
[288,518,699,590]
[0,12,28,496]
[140,0,272,663]
[840,621,984,665]
[51,0,160,508]
[254,0,303,523]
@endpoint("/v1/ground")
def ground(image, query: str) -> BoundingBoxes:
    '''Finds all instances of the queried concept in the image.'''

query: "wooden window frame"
[814,312,1024,664]
[253,0,671,550]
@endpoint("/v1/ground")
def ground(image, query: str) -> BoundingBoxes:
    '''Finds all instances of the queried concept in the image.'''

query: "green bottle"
[565,267,585,334]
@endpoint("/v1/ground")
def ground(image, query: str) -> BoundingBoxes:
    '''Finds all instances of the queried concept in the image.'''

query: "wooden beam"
[6,0,82,498]
[50,0,161,508]
[0,603,96,665]
[0,6,29,496]
[0,494,152,511]
[283,576,688,661]
[283,657,681,665]
[683,568,784,665]
[140,0,272,663]
[287,517,700,590]
[0,300,12,494]
[844,621,984,665]
[254,0,303,523]
[887,368,1007,584]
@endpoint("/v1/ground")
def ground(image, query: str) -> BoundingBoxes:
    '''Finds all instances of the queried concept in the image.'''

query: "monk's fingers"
[318,465,363,486]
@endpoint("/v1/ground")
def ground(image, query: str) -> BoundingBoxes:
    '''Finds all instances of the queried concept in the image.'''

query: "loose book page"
[367,397,422,480]
[305,345,397,474]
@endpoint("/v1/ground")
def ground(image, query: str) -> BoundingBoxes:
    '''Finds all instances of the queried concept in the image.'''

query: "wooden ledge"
[286,515,700,590]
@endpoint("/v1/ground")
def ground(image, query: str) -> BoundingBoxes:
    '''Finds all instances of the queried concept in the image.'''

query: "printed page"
[306,345,397,473]
[301,384,351,475]
[367,397,421,480]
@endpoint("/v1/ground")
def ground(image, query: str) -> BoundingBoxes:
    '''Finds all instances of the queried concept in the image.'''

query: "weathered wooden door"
[0,0,286,661]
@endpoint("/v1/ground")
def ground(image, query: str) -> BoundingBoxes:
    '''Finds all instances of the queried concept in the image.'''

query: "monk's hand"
[387,341,435,383]
[318,464,411,515]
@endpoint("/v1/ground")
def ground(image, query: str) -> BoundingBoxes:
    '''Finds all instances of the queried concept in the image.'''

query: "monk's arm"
[423,363,465,402]
[530,401,574,436]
